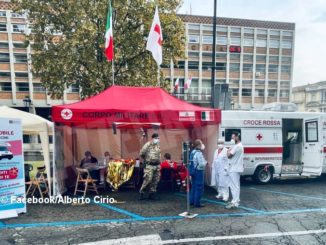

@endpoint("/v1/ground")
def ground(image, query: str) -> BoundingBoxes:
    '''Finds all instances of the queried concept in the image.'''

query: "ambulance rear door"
[302,117,323,176]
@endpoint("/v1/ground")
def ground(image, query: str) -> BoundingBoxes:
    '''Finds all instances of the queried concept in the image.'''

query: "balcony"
[171,91,212,104]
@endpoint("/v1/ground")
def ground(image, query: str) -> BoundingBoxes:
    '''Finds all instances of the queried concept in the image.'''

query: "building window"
[202,62,212,70]
[216,53,227,59]
[256,39,267,47]
[0,23,7,32]
[202,25,212,31]
[256,64,266,72]
[242,80,252,87]
[12,24,25,33]
[281,40,292,49]
[216,36,227,45]
[229,80,239,86]
[268,81,278,88]
[0,11,6,17]
[188,51,199,58]
[216,62,226,71]
[188,61,199,70]
[0,72,10,77]
[311,92,317,101]
[230,27,241,33]
[282,56,291,63]
[268,64,278,73]
[188,24,200,30]
[256,55,266,63]
[231,88,239,96]
[230,53,240,60]
[257,29,267,35]
[230,63,240,72]
[242,88,252,97]
[270,30,280,36]
[202,35,213,44]
[269,56,279,63]
[321,90,326,103]
[67,84,79,93]
[244,28,254,34]
[217,26,227,32]
[0,42,8,48]
[13,42,27,49]
[202,52,212,58]
[14,54,28,63]
[188,35,199,43]
[281,65,291,74]
[280,81,290,88]
[243,38,254,46]
[33,83,46,92]
[230,37,240,45]
[11,12,25,18]
[16,82,29,92]
[175,61,185,69]
[282,31,293,37]
[0,53,10,62]
[215,79,226,84]
[256,80,265,86]
[243,54,253,62]
[243,64,253,72]
[15,72,28,78]
[280,90,290,98]
[268,89,277,97]
[0,82,11,91]
[255,89,265,97]
[270,39,280,48]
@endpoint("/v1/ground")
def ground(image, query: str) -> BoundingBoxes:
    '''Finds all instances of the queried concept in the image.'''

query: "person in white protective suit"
[211,138,230,202]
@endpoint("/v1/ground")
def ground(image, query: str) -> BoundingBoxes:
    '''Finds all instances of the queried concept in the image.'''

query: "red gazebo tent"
[52,86,221,194]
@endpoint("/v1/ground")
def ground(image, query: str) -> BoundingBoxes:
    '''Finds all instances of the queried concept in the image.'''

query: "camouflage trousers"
[140,165,161,194]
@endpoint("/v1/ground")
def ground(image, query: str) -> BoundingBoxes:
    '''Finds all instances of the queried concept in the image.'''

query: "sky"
[178,0,326,87]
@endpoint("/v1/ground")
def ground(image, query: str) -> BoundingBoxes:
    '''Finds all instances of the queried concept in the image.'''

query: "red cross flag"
[146,6,163,66]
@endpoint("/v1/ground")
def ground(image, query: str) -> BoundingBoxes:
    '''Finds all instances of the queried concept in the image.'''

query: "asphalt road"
[2,175,326,245]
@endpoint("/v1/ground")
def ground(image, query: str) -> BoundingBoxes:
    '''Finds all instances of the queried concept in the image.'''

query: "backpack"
[189,150,200,176]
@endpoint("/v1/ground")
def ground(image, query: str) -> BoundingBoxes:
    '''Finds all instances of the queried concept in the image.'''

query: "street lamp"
[23,96,32,108]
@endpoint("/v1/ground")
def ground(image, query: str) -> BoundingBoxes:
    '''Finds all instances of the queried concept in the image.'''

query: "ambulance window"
[305,121,318,142]
[225,129,241,142]
[287,132,299,143]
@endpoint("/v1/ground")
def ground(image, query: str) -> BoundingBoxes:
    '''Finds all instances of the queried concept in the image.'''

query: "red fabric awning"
[52,86,221,129]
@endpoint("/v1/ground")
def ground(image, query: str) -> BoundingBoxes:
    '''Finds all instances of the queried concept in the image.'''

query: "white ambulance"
[0,142,13,161]
[220,111,326,184]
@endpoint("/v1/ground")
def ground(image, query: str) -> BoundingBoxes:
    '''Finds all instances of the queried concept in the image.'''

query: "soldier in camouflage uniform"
[139,133,161,200]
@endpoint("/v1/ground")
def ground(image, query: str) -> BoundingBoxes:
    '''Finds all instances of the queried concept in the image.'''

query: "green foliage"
[14,0,185,99]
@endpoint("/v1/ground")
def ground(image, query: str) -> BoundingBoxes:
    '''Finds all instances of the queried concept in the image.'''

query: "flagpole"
[157,66,160,87]
[112,59,115,85]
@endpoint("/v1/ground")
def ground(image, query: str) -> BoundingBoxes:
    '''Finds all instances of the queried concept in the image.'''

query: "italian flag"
[105,1,114,61]
[201,111,215,121]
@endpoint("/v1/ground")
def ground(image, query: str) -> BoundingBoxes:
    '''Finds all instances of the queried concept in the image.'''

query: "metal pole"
[211,0,217,108]
[112,59,115,85]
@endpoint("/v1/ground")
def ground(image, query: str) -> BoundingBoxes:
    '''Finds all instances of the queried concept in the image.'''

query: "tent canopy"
[0,106,54,196]
[52,86,221,128]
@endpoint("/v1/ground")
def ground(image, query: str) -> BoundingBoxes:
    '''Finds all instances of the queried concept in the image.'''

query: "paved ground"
[1,175,326,244]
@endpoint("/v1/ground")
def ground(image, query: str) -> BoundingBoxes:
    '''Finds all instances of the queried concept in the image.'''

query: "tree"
[14,0,185,99]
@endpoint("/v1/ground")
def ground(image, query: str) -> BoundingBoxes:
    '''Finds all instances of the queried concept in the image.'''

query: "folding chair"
[74,168,99,197]
[26,166,49,198]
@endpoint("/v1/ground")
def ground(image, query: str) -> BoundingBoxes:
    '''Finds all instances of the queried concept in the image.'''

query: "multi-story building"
[0,1,80,119]
[163,15,295,109]
[292,81,326,112]
[0,2,295,116]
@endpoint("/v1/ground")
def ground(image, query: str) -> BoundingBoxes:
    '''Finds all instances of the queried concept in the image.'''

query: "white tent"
[0,106,54,196]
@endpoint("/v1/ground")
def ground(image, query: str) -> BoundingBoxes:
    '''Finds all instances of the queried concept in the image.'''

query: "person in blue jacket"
[189,139,207,208]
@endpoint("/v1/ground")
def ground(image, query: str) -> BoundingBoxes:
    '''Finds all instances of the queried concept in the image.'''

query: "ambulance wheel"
[254,166,273,184]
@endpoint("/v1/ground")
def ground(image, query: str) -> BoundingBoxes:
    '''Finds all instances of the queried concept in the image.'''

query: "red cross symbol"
[154,24,162,46]
[256,133,263,141]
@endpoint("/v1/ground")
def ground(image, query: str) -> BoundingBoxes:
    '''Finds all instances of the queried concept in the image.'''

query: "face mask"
[230,139,235,145]
[201,144,205,150]
[153,139,160,144]
[218,144,224,149]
